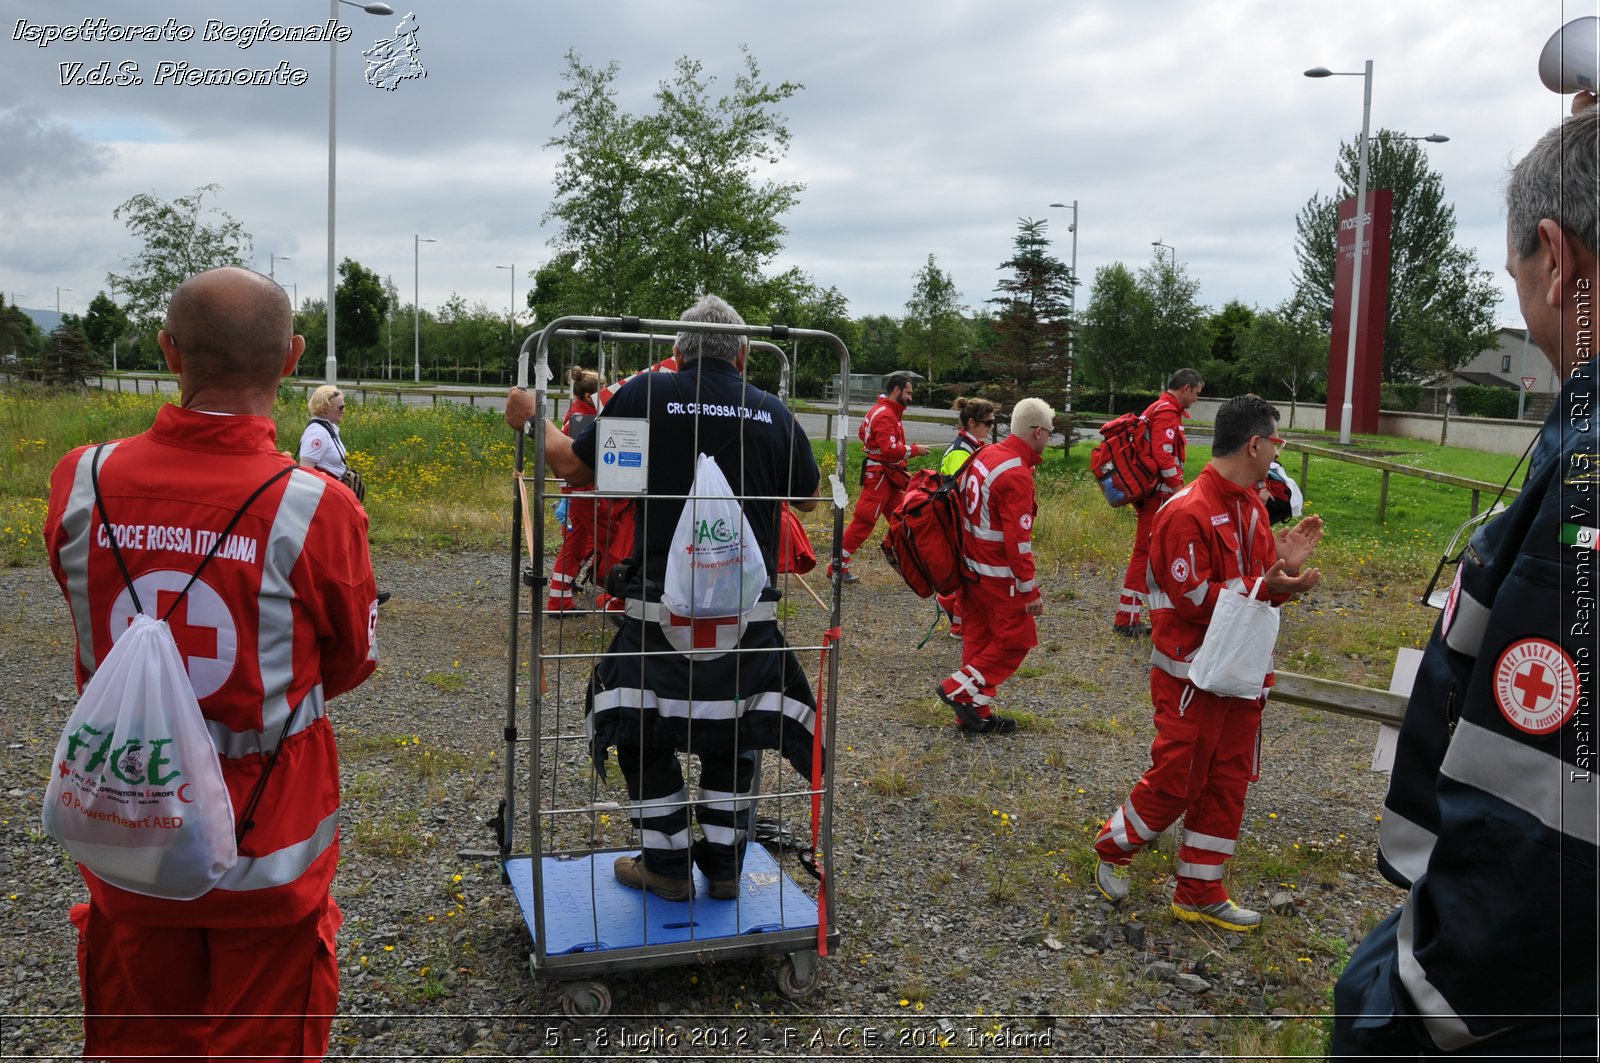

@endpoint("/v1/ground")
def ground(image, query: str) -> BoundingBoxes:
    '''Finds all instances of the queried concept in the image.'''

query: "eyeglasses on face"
[979,419,995,427]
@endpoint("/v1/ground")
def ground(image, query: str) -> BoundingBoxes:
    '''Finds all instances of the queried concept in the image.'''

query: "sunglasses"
[979,419,995,427]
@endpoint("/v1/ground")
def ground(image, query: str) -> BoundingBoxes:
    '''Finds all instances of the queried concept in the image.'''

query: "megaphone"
[1539,16,1599,94]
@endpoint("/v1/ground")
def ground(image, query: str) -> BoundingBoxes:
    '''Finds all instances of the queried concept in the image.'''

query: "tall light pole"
[1151,239,1176,265]
[1048,201,1079,412]
[496,264,516,343]
[326,0,395,385]
[56,286,71,314]
[108,279,118,371]
[1305,62,1449,443]
[270,253,291,281]
[414,234,435,383]
[1305,61,1374,445]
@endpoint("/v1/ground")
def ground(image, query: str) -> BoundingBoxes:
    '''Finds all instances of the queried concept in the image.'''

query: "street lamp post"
[1306,62,1449,443]
[270,253,291,281]
[1151,239,1176,265]
[496,264,516,344]
[57,286,71,314]
[1048,201,1079,412]
[414,234,435,383]
[326,0,395,386]
[1305,61,1374,445]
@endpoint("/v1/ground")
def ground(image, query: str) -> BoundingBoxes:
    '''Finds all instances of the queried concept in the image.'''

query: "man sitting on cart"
[505,294,822,901]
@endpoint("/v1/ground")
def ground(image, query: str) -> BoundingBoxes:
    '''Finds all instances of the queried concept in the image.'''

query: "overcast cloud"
[0,0,1591,334]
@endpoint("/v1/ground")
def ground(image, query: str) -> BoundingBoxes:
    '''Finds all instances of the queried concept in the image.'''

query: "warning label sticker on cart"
[596,417,649,494]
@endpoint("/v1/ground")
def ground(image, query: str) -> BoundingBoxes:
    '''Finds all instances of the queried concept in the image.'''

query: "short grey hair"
[675,294,748,364]
[1010,396,1054,435]
[1507,107,1600,259]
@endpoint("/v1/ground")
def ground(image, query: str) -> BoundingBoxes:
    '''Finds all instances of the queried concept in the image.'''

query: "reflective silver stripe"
[550,572,574,587]
[1183,580,1210,606]
[1176,860,1226,880]
[257,469,324,742]
[622,599,779,623]
[630,788,690,816]
[1016,578,1037,594]
[948,669,981,698]
[1442,588,1491,657]
[1223,576,1249,592]
[59,444,117,675]
[591,687,815,731]
[1396,894,1492,1050]
[700,789,756,812]
[216,809,338,892]
[1441,720,1600,846]
[702,824,747,846]
[963,558,1015,579]
[1146,588,1174,610]
[961,519,1006,542]
[1122,799,1154,844]
[1377,807,1436,886]
[643,828,691,851]
[1016,541,1033,555]
[1182,829,1237,856]
[1104,807,1138,851]
[207,688,326,759]
[1152,649,1192,677]
[969,453,1022,535]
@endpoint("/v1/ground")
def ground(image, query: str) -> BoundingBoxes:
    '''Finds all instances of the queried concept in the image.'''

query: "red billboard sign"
[1326,189,1393,436]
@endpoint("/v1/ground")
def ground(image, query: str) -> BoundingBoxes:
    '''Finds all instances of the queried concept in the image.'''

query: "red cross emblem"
[668,611,741,650]
[130,590,220,673]
[1493,638,1577,735]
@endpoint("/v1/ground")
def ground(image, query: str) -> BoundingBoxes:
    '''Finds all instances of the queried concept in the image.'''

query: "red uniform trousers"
[839,471,904,572]
[1094,669,1262,906]
[1115,496,1160,628]
[550,496,634,608]
[940,582,1036,714]
[73,894,342,1063]
[935,589,962,630]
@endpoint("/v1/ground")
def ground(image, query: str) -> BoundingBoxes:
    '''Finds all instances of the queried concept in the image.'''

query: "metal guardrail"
[1283,440,1519,521]
[1270,670,1406,725]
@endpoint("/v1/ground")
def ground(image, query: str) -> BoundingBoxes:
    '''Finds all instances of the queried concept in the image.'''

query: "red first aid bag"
[881,468,967,598]
[1090,411,1161,507]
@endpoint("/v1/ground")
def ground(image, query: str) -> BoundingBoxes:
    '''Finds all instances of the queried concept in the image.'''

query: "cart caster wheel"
[559,980,612,1018]
[776,952,821,1001]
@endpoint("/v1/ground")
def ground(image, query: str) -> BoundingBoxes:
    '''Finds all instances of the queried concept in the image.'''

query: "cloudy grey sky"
[0,0,1591,332]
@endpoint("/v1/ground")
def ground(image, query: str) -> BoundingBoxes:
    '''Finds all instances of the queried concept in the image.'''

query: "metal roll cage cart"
[498,316,850,1017]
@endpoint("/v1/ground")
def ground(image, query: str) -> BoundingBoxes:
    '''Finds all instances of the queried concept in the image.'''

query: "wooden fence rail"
[1269,670,1406,726]
[1282,440,1519,522]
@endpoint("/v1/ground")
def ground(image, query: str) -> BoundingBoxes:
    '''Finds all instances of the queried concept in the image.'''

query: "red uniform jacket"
[1146,463,1289,679]
[45,406,377,927]
[957,433,1042,603]
[859,394,912,489]
[1143,392,1189,499]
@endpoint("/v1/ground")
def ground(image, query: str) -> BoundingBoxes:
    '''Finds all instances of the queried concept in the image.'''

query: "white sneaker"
[1171,898,1262,931]
[1095,860,1130,904]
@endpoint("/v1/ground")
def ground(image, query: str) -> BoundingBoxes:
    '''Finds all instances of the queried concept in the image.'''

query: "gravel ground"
[0,544,1407,1060]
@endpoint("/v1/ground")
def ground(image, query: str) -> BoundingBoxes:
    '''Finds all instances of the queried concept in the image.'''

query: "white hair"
[675,294,747,364]
[1010,397,1054,435]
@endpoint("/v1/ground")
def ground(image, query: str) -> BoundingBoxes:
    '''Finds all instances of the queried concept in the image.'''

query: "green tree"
[854,314,903,377]
[334,257,389,379]
[27,323,102,388]
[1079,262,1154,407]
[0,297,45,369]
[900,254,971,390]
[1398,248,1501,444]
[1292,131,1493,383]
[1138,250,1210,386]
[107,183,252,324]
[1234,298,1329,425]
[764,270,857,397]
[978,218,1075,405]
[81,292,130,364]
[1201,299,1257,395]
[543,49,804,321]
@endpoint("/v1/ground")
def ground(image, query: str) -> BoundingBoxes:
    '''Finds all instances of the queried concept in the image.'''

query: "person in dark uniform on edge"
[504,295,823,902]
[1332,101,1599,1059]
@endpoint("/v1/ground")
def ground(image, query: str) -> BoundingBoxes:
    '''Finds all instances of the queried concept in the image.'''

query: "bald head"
[162,267,296,396]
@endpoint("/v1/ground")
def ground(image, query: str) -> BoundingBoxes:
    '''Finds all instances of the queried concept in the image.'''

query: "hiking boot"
[613,855,692,902]
[1096,860,1131,904]
[707,877,739,901]
[959,713,1017,735]
[1112,622,1150,638]
[840,570,859,584]
[1171,898,1262,932]
[936,682,985,730]
[376,591,392,606]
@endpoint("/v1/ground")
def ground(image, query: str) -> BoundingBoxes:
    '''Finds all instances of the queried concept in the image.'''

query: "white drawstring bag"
[662,453,767,618]
[1187,577,1280,699]
[42,613,237,899]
